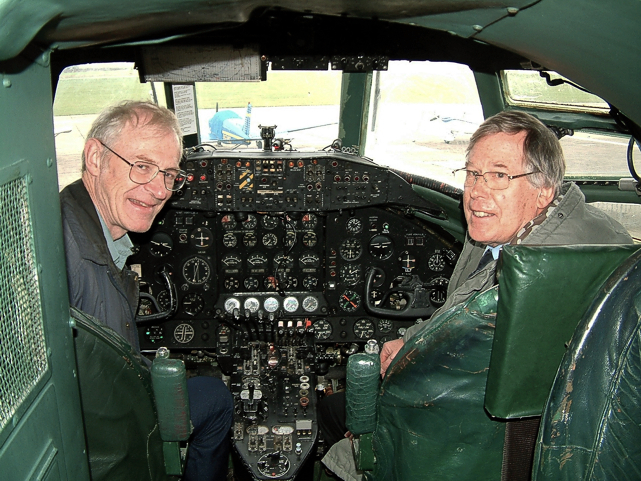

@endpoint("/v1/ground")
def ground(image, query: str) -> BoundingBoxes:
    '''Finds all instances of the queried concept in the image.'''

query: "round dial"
[340,264,362,286]
[354,318,375,339]
[262,232,278,248]
[339,238,363,261]
[256,452,290,478]
[283,296,300,313]
[399,251,417,272]
[157,290,171,311]
[313,319,333,340]
[173,323,195,343]
[264,297,279,313]
[302,231,317,247]
[149,232,173,257]
[369,234,394,260]
[261,215,279,230]
[222,232,237,248]
[242,214,257,230]
[244,277,259,290]
[243,232,258,247]
[182,292,204,316]
[346,217,363,234]
[190,227,213,249]
[221,214,237,230]
[264,276,278,290]
[429,276,449,305]
[302,213,318,229]
[303,275,318,290]
[378,318,393,333]
[224,297,241,314]
[302,295,319,312]
[284,231,297,248]
[182,257,211,285]
[299,252,320,268]
[224,277,240,290]
[339,290,361,312]
[428,253,446,272]
[244,297,260,314]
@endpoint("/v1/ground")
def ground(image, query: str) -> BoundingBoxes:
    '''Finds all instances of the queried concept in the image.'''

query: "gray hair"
[82,101,183,171]
[466,111,565,196]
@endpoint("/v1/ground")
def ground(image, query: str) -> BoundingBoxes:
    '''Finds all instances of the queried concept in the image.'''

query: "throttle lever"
[363,268,434,319]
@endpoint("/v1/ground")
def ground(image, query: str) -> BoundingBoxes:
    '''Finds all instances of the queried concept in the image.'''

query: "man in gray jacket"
[60,101,233,481]
[320,110,632,480]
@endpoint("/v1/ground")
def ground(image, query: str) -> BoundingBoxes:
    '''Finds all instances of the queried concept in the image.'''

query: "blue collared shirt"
[97,211,134,270]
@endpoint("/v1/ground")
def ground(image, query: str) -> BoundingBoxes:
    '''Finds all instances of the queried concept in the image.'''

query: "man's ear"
[83,138,104,176]
[536,185,555,209]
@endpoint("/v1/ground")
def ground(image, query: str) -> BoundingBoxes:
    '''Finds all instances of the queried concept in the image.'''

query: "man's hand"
[380,338,404,376]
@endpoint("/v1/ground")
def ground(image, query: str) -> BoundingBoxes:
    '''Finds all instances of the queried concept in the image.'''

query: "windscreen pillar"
[339,72,372,156]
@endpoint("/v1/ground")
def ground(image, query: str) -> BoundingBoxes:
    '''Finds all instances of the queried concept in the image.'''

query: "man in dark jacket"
[319,111,632,480]
[60,101,233,481]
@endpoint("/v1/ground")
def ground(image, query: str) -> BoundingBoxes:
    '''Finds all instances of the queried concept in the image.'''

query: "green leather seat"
[72,308,188,481]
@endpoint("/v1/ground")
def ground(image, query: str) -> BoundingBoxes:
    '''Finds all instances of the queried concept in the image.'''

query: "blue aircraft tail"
[243,103,252,135]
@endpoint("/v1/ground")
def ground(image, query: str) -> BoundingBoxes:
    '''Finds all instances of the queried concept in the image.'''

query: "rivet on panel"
[3,78,11,88]
[507,7,519,15]
[473,25,483,32]
[47,158,54,167]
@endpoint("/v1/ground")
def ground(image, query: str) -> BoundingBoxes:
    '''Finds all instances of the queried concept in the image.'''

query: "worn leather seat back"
[368,287,504,480]
[532,248,641,480]
[72,308,170,481]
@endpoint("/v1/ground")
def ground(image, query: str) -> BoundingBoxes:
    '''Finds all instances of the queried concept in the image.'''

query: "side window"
[53,63,155,190]
[365,61,482,188]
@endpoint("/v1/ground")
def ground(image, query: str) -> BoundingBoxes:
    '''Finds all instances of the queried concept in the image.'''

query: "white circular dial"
[244,297,260,313]
[224,297,241,314]
[264,296,279,313]
[283,296,299,312]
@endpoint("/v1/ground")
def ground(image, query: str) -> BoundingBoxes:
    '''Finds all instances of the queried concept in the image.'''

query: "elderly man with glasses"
[60,101,233,481]
[320,110,632,481]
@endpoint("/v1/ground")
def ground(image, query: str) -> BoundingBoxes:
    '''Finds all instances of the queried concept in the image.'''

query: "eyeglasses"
[452,168,539,190]
[96,139,187,192]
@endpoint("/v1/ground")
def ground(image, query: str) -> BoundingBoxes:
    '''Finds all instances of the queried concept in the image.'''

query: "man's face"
[87,119,181,240]
[463,131,553,246]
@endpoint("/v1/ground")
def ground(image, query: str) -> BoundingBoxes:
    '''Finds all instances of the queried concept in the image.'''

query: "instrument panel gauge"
[272,425,294,435]
[149,232,173,257]
[242,214,257,230]
[369,234,394,260]
[262,232,278,248]
[354,318,375,339]
[182,292,204,316]
[299,252,320,268]
[257,452,290,478]
[243,232,258,248]
[302,231,318,247]
[182,256,211,285]
[174,323,195,344]
[244,277,259,290]
[339,238,363,261]
[190,227,213,249]
[378,318,393,333]
[302,295,319,312]
[264,276,278,291]
[399,251,417,272]
[157,290,171,311]
[339,289,361,312]
[428,252,446,272]
[283,296,300,313]
[284,231,297,248]
[429,276,449,305]
[224,297,241,314]
[221,214,237,230]
[340,263,362,286]
[302,275,319,290]
[221,253,242,268]
[302,213,318,229]
[247,253,268,269]
[222,232,237,248]
[261,214,279,230]
[243,297,260,314]
[346,217,363,234]
[274,252,294,270]
[224,277,239,290]
[312,319,333,340]
[264,297,279,313]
